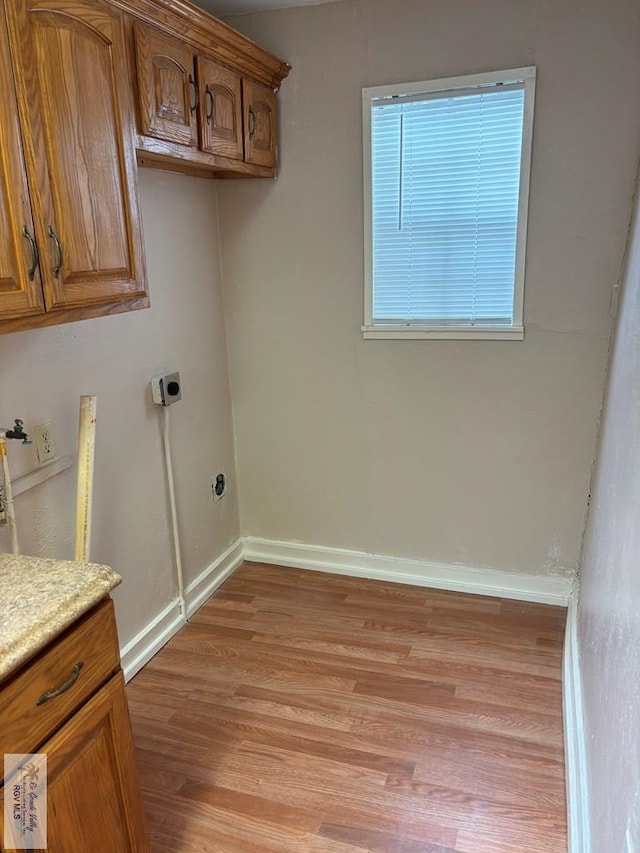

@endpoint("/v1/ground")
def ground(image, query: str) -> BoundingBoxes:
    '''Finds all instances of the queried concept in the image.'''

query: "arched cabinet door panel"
[5,0,147,311]
[243,79,277,168]
[197,56,243,160]
[134,23,197,148]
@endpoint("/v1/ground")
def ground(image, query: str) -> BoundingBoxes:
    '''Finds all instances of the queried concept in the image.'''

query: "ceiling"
[193,0,333,18]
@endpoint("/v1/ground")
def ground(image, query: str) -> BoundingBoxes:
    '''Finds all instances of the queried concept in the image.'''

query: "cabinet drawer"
[0,599,120,756]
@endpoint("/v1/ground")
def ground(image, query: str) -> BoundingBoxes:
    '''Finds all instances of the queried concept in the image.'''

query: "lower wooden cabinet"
[0,599,149,852]
[42,673,149,852]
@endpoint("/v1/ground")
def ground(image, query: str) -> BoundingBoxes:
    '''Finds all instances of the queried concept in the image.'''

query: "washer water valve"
[3,419,32,444]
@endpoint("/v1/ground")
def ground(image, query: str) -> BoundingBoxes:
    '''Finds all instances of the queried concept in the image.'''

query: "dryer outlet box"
[151,372,182,406]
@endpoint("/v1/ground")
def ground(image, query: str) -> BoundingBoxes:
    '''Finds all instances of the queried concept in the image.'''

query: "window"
[362,67,536,340]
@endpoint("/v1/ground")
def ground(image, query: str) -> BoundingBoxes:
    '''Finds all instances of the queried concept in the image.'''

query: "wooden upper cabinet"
[243,79,277,168]
[0,14,43,320]
[133,29,245,163]
[4,0,147,314]
[134,24,197,148]
[197,56,243,161]
[128,5,289,179]
[0,0,288,331]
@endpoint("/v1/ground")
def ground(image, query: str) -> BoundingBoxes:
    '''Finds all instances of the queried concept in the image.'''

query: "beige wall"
[218,0,640,577]
[0,168,240,647]
[578,186,640,851]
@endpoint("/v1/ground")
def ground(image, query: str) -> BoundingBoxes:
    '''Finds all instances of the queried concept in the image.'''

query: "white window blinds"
[369,79,528,330]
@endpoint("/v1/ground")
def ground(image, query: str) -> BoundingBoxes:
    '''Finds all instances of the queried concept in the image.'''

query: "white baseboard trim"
[120,539,243,681]
[120,599,182,683]
[184,539,244,619]
[563,591,591,853]
[121,536,572,682]
[242,537,573,605]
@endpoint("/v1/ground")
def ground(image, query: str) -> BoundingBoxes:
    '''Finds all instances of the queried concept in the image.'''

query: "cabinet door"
[0,14,43,320]
[5,0,147,311]
[42,673,148,852]
[243,79,277,168]
[135,23,197,148]
[197,56,243,160]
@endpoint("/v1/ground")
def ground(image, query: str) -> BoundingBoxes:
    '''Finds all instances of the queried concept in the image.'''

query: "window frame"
[362,66,537,341]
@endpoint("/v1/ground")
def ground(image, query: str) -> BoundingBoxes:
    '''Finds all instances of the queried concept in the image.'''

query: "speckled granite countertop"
[0,554,121,683]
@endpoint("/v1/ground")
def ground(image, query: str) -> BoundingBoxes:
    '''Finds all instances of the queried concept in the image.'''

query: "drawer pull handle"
[36,661,84,705]
[248,106,256,139]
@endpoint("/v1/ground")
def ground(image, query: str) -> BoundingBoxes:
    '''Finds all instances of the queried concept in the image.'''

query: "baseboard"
[120,599,183,683]
[184,539,244,619]
[120,539,244,681]
[563,591,591,853]
[242,537,573,605]
[121,535,572,682]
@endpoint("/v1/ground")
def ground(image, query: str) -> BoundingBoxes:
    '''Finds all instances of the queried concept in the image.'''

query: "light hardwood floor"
[126,562,567,852]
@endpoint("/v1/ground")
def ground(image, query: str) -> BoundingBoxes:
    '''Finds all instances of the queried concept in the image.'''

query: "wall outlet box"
[34,422,56,464]
[150,372,182,406]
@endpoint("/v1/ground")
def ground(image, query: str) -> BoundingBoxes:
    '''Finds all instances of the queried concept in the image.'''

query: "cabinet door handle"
[188,75,199,114]
[205,85,215,125]
[36,661,84,705]
[22,226,39,282]
[48,225,63,278]
[248,106,256,140]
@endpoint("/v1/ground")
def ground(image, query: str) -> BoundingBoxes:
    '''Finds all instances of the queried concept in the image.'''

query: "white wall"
[0,168,240,647]
[218,0,640,578]
[578,186,640,852]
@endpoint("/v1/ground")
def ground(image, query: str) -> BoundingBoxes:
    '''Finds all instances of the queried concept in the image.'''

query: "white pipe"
[162,405,186,619]
[74,396,97,562]
[0,431,19,555]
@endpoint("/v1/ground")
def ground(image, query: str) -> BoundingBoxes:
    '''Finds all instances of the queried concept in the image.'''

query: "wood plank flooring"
[126,563,567,852]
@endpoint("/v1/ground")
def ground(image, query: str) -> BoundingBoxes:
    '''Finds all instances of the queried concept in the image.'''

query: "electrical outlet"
[212,472,227,502]
[34,422,56,464]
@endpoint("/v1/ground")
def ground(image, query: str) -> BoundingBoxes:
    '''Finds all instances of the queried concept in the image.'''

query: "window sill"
[361,325,525,341]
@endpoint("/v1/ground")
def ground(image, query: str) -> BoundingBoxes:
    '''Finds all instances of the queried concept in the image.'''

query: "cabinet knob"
[248,106,256,140]
[48,225,64,278]
[22,226,39,282]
